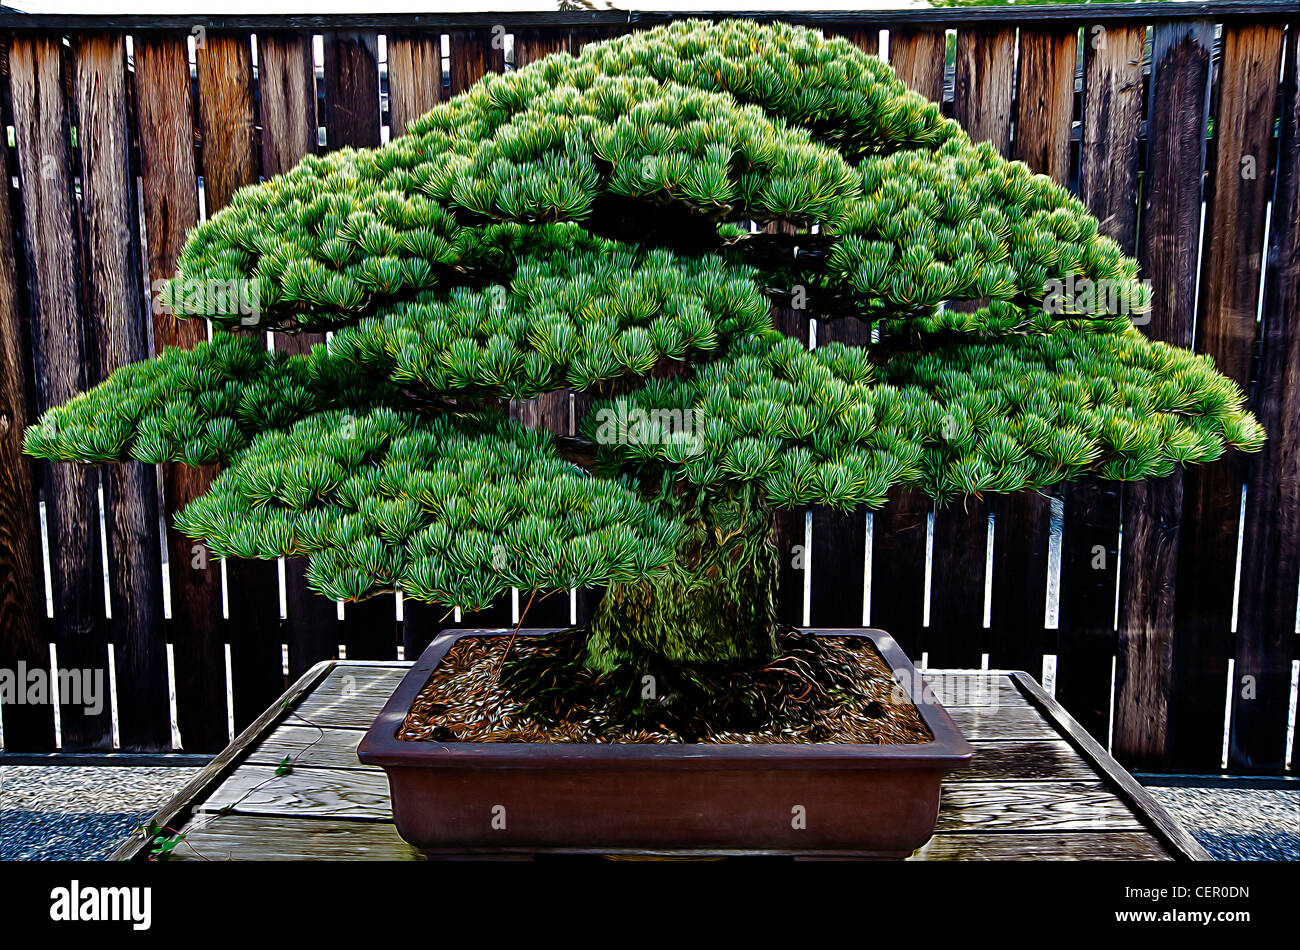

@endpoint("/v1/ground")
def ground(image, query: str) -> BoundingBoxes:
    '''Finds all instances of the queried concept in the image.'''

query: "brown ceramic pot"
[358,627,972,858]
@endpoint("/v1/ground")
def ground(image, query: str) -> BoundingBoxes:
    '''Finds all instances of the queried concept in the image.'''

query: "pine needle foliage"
[27,20,1263,642]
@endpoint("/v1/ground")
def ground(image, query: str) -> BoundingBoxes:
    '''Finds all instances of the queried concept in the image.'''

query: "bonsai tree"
[27,20,1262,685]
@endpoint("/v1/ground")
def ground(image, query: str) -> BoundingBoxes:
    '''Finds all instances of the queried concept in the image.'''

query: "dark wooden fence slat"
[983,24,1075,676]
[9,35,112,750]
[254,31,338,676]
[888,27,945,103]
[1116,21,1213,768]
[810,317,869,628]
[826,26,880,57]
[447,29,502,97]
[323,31,380,151]
[0,37,54,752]
[869,489,930,657]
[72,33,170,750]
[1175,23,1284,769]
[1224,23,1294,771]
[386,31,442,139]
[954,28,1015,154]
[1056,26,1143,742]
[1262,24,1300,774]
[133,33,227,752]
[928,500,988,669]
[196,30,285,731]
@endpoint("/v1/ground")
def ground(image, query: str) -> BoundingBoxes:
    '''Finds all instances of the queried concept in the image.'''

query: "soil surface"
[398,628,932,744]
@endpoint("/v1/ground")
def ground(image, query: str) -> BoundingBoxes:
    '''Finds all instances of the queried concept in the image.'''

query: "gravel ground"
[1147,786,1300,861]
[1,764,1296,860]
[0,766,199,861]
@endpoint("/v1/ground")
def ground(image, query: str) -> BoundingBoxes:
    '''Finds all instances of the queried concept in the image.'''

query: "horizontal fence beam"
[0,2,1297,32]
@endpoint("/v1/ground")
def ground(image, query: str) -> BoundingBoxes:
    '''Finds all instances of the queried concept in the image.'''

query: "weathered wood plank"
[170,813,419,861]
[1176,23,1283,770]
[954,739,1100,782]
[133,33,228,752]
[247,723,374,771]
[257,31,316,178]
[1014,671,1212,859]
[825,26,880,58]
[809,316,870,628]
[10,34,111,750]
[927,500,988,669]
[935,780,1145,832]
[1014,26,1078,183]
[111,660,335,860]
[1116,21,1213,769]
[922,672,1027,708]
[386,31,441,139]
[947,704,1061,740]
[888,27,945,103]
[910,831,1174,861]
[1234,22,1300,772]
[447,29,501,97]
[868,488,929,658]
[196,30,285,734]
[73,33,170,750]
[323,31,379,151]
[1056,27,1144,750]
[0,36,54,752]
[953,27,1015,154]
[293,664,407,727]
[197,762,394,819]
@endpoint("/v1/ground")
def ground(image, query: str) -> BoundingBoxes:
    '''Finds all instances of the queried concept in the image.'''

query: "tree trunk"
[585,484,779,673]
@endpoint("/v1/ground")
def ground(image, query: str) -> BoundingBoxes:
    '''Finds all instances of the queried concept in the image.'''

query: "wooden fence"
[0,5,1296,773]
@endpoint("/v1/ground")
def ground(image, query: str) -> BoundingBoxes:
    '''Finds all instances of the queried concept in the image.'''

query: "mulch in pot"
[398,628,932,745]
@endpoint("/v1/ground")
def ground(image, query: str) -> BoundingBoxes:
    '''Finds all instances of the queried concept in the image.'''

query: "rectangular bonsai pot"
[358,627,973,858]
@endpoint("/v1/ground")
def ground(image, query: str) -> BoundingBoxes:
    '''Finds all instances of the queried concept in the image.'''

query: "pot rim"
[358,627,974,771]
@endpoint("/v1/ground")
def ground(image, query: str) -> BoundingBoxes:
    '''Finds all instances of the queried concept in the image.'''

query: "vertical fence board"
[196,31,284,731]
[0,37,54,751]
[386,31,442,139]
[323,31,380,151]
[256,31,338,675]
[983,25,1076,675]
[73,33,170,750]
[133,33,227,751]
[888,27,945,103]
[828,27,880,58]
[869,490,930,658]
[1015,26,1078,183]
[9,35,111,749]
[928,501,987,668]
[1116,21,1213,768]
[448,29,502,97]
[810,319,869,628]
[1057,26,1143,740]
[1256,24,1300,774]
[1215,23,1291,771]
[258,32,317,180]
[954,28,1015,154]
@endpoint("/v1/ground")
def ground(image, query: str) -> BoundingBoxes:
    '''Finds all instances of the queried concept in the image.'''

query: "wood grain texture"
[9,35,111,750]
[170,813,420,861]
[867,488,929,657]
[935,780,1145,832]
[257,32,316,177]
[1014,27,1078,183]
[323,31,379,151]
[198,762,394,819]
[1235,22,1300,772]
[927,500,988,669]
[110,659,335,860]
[447,29,503,97]
[953,28,1015,155]
[1056,28,1142,746]
[954,740,1099,782]
[910,831,1173,861]
[1116,22,1212,769]
[132,34,228,753]
[809,318,871,628]
[72,33,170,750]
[0,37,54,751]
[1176,23,1283,768]
[888,27,945,103]
[386,31,442,139]
[826,26,881,58]
[196,30,285,736]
